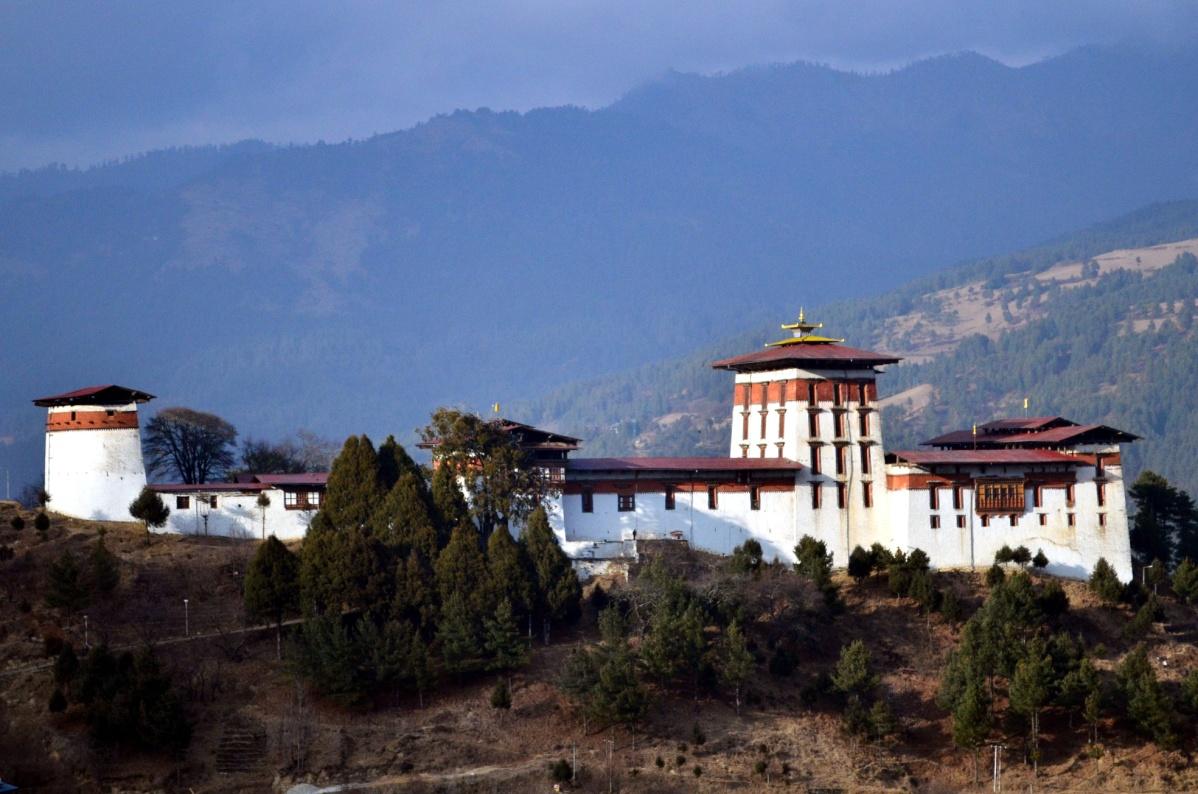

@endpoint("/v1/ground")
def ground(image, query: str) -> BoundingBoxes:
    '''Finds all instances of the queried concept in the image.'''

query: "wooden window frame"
[863,482,873,508]
[976,480,1026,513]
[930,515,940,529]
[1096,481,1106,507]
[742,411,750,440]
[176,495,190,510]
[1039,513,1047,526]
[750,486,761,511]
[808,412,819,438]
[834,412,847,439]
[809,444,821,475]
[807,382,817,404]
[836,482,846,509]
[664,486,675,511]
[956,514,967,529]
[1065,483,1075,507]
[928,484,940,510]
[1009,514,1018,526]
[1067,512,1076,527]
[835,445,847,476]
[980,514,990,528]
[859,443,871,475]
[778,409,786,437]
[952,485,963,511]
[811,483,822,509]
[617,493,635,512]
[760,410,768,438]
[581,488,594,513]
[1098,512,1107,527]
[707,486,718,510]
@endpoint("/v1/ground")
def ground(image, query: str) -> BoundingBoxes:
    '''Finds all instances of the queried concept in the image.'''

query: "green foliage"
[437,592,482,678]
[435,524,491,616]
[939,589,964,624]
[794,535,833,590]
[832,639,879,703]
[319,435,384,531]
[34,512,50,533]
[483,598,529,672]
[847,545,873,582]
[377,434,422,492]
[299,523,388,615]
[729,538,764,576]
[951,680,992,756]
[995,545,1014,564]
[486,525,535,617]
[45,550,89,612]
[1009,640,1053,765]
[1089,558,1123,605]
[1032,549,1049,569]
[1129,470,1198,568]
[490,678,512,710]
[1181,669,1198,715]
[521,506,581,625]
[9,515,23,530]
[1117,646,1176,748]
[589,642,649,726]
[985,563,1006,588]
[74,645,191,753]
[392,549,437,630]
[1171,558,1198,603]
[87,538,120,595]
[128,483,171,534]
[1124,594,1161,641]
[718,621,754,714]
[430,463,470,542]
[1011,546,1032,566]
[244,535,300,627]
[642,600,705,685]
[372,470,438,559]
[293,615,365,703]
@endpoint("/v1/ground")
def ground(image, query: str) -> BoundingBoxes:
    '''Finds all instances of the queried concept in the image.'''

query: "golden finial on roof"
[767,307,845,346]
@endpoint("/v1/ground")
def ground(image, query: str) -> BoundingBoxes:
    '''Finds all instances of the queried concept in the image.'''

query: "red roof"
[980,416,1071,431]
[567,457,802,472]
[924,418,1137,448]
[253,472,330,486]
[889,449,1085,466]
[150,482,269,493]
[712,343,900,372]
[33,384,155,407]
[1002,424,1140,445]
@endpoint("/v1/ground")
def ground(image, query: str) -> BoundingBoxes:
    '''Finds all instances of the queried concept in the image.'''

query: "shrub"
[940,589,964,623]
[1089,558,1123,605]
[693,765,703,777]
[730,539,764,575]
[490,678,512,710]
[1032,549,1049,568]
[675,755,686,767]
[848,545,874,581]
[995,545,1014,564]
[1037,580,1070,619]
[753,759,768,776]
[768,646,797,678]
[1011,546,1032,566]
[9,515,24,531]
[985,563,1006,588]
[1172,558,1198,604]
[34,512,50,532]
[548,759,572,783]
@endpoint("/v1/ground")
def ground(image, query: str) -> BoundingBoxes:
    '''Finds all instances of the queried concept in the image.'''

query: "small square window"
[176,495,189,510]
[617,493,635,512]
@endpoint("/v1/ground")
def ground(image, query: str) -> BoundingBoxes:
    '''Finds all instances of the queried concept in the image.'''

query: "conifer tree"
[952,680,992,785]
[294,615,364,704]
[373,471,439,559]
[431,463,470,545]
[393,549,438,631]
[589,641,648,727]
[484,598,529,672]
[1172,558,1198,603]
[521,506,581,626]
[1117,645,1176,748]
[436,523,491,615]
[794,535,834,592]
[319,435,383,531]
[719,620,754,716]
[832,639,879,704]
[1009,640,1052,776]
[128,486,170,538]
[1089,558,1123,605]
[45,550,90,612]
[486,525,535,618]
[244,535,301,659]
[437,592,481,678]
[299,523,388,616]
[377,435,422,491]
[490,678,512,710]
[87,537,120,595]
[847,545,873,582]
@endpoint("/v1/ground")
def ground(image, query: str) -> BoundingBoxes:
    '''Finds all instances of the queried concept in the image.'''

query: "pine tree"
[299,522,388,616]
[1032,549,1049,569]
[1009,640,1052,776]
[719,620,754,716]
[847,545,873,582]
[484,598,529,672]
[521,506,581,626]
[794,535,834,592]
[87,537,120,595]
[1117,645,1176,748]
[437,592,481,678]
[589,643,648,727]
[1089,557,1123,605]
[985,563,1006,588]
[436,523,491,616]
[486,525,535,618]
[45,550,90,612]
[244,535,301,659]
[294,615,366,704]
[832,639,879,704]
[490,678,512,710]
[320,435,384,531]
[1172,558,1198,603]
[373,471,439,559]
[952,680,992,785]
[128,486,170,538]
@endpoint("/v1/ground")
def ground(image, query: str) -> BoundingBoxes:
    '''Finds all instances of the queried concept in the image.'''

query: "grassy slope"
[515,200,1198,494]
[3,509,1197,792]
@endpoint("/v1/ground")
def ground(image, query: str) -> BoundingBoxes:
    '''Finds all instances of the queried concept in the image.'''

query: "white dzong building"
[34,384,155,522]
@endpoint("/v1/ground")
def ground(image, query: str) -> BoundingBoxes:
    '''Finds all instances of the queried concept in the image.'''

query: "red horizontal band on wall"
[46,411,138,431]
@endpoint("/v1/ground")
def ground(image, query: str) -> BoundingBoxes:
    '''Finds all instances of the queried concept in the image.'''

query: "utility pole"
[990,743,1006,793]
[606,738,615,793]
[183,598,190,637]
[572,742,577,784]
[83,614,89,649]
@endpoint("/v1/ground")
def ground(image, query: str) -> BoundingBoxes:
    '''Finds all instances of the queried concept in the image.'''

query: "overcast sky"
[1,1,1195,172]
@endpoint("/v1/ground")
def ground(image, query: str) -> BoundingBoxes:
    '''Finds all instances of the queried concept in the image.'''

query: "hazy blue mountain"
[4,43,1198,494]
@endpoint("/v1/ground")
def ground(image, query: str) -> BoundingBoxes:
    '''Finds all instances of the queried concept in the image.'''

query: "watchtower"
[33,384,155,521]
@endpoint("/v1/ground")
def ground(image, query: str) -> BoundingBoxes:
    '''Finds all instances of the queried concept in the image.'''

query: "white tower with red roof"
[33,385,155,522]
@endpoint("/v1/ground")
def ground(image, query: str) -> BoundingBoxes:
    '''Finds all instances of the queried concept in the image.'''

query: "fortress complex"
[33,313,1137,581]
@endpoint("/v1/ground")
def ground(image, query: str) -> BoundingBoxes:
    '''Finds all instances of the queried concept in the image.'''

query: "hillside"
[517,201,1198,495]
[6,42,1198,494]
[3,507,1197,792]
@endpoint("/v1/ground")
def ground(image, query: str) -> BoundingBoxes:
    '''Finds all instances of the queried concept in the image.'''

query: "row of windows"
[173,491,324,511]
[928,482,1101,511]
[739,407,871,444]
[740,381,871,408]
[581,482,874,513]
[930,511,1102,529]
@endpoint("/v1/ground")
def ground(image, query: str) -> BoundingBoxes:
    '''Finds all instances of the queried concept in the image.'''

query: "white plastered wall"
[44,403,146,522]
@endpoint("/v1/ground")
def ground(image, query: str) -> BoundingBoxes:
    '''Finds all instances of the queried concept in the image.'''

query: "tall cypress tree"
[521,506,581,625]
[484,598,529,672]
[486,525,535,618]
[437,592,481,678]
[320,435,383,532]
[377,435,422,492]
[435,524,491,616]
[393,549,438,632]
[373,471,439,559]
[244,535,301,659]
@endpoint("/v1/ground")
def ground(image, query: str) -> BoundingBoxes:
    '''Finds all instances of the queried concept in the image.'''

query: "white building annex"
[34,312,1139,580]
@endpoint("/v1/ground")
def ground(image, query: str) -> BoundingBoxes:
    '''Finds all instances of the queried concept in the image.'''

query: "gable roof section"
[33,384,155,407]
[889,449,1085,467]
[712,343,900,373]
[568,457,802,472]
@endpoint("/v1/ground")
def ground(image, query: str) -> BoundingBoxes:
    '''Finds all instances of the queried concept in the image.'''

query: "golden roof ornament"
[766,307,845,346]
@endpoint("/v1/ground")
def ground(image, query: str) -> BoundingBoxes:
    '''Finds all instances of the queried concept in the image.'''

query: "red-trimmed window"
[707,486,718,510]
[811,483,822,509]
[952,486,963,511]
[863,482,873,508]
[836,482,846,509]
[1096,482,1106,507]
[860,443,871,475]
[808,412,819,437]
[930,515,940,529]
[809,445,821,475]
[750,486,761,511]
[956,514,967,529]
[929,484,940,510]
[617,493,635,512]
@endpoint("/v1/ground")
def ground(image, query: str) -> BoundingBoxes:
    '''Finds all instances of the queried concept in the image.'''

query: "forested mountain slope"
[517,201,1198,494]
[5,43,1198,493]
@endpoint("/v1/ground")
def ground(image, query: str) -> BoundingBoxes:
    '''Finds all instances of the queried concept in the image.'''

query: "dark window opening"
[665,486,675,511]
[956,514,967,529]
[859,443,871,475]
[952,486,963,511]
[707,486,718,510]
[980,514,990,527]
[809,445,821,475]
[808,412,819,437]
[811,483,821,509]
[930,515,940,529]
[581,489,594,513]
[617,493,635,512]
[863,482,873,508]
[176,495,189,510]
[836,482,846,509]
[928,484,940,510]
[750,486,761,511]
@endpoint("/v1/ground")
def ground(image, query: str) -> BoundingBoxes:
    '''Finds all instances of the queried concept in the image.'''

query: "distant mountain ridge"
[515,200,1198,494]
[4,42,1198,494]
